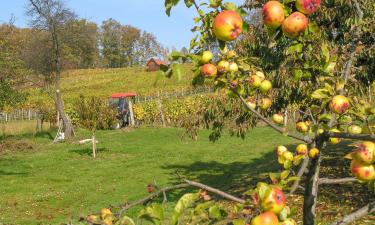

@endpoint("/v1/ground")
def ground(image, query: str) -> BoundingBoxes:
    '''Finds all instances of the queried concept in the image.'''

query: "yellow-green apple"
[296,0,321,15]
[262,1,285,29]
[283,151,294,161]
[260,80,272,93]
[201,64,218,77]
[317,128,324,134]
[213,10,243,41]
[200,50,213,64]
[246,97,257,109]
[348,125,362,134]
[329,128,342,144]
[256,71,266,81]
[272,114,284,124]
[282,12,308,37]
[351,160,375,181]
[352,141,375,164]
[249,75,262,88]
[101,208,112,219]
[276,145,288,156]
[330,95,350,114]
[217,60,230,73]
[229,62,239,72]
[296,144,308,155]
[251,212,279,225]
[309,148,320,159]
[296,121,309,133]
[261,187,286,213]
[260,97,272,110]
[280,218,297,225]
[227,50,236,58]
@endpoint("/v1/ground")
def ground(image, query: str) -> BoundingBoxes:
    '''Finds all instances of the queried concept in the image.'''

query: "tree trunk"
[52,26,74,139]
[303,138,325,225]
[92,133,96,158]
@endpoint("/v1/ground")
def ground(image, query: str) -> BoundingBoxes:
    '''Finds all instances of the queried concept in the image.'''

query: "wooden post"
[92,133,96,158]
[128,100,135,126]
[157,91,166,127]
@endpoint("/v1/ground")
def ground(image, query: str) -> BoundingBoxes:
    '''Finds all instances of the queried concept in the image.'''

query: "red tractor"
[109,92,137,128]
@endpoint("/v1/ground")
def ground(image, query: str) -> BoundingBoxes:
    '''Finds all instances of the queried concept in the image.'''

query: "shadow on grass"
[159,141,374,217]
[70,147,108,156]
[0,170,28,176]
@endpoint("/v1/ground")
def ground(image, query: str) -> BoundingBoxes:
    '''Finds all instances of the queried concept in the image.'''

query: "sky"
[0,0,244,49]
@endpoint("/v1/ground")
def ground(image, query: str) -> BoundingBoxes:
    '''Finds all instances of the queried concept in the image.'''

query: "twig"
[184,179,245,204]
[328,132,375,141]
[290,156,309,194]
[318,177,357,185]
[231,86,311,143]
[118,179,246,217]
[330,201,375,225]
[118,183,190,216]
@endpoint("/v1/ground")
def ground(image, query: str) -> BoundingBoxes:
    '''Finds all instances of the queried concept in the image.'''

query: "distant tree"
[121,25,141,67]
[100,18,123,68]
[27,0,76,139]
[133,31,166,65]
[0,24,28,110]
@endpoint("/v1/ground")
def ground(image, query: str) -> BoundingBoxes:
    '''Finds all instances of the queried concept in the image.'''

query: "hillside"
[26,64,197,106]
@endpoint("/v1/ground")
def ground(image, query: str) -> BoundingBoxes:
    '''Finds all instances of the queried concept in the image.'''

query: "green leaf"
[280,170,290,180]
[116,216,136,225]
[286,43,303,55]
[242,22,249,33]
[258,184,270,200]
[311,89,330,99]
[172,193,199,225]
[172,64,183,81]
[184,0,194,7]
[165,0,181,16]
[321,42,330,63]
[283,160,292,170]
[232,219,246,225]
[293,155,305,166]
[208,205,222,219]
[138,203,164,225]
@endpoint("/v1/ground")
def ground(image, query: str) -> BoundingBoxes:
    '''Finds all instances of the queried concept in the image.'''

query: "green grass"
[27,65,197,106]
[0,127,297,224]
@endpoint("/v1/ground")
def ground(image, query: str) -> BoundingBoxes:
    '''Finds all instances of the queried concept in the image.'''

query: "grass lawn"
[0,126,297,224]
[0,127,373,224]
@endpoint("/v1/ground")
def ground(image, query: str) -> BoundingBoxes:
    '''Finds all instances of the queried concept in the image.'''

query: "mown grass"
[0,127,373,224]
[26,65,196,106]
[0,127,297,224]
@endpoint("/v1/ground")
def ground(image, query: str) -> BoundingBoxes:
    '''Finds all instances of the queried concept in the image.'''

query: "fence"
[0,86,215,123]
[134,86,214,103]
[0,109,39,122]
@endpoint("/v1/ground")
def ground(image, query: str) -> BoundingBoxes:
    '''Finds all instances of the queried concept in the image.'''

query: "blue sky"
[0,0,244,49]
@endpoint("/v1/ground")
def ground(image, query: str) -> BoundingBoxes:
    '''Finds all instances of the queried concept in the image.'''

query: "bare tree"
[26,0,75,138]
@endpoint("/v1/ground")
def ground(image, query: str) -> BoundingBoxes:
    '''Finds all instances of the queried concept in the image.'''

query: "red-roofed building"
[146,58,167,72]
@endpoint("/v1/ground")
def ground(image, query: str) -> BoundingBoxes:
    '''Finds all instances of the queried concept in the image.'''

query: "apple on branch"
[213,10,243,41]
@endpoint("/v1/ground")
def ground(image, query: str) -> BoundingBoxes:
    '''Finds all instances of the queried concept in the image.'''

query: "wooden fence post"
[157,91,166,127]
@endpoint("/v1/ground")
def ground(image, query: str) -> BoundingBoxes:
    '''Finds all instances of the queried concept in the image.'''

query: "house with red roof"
[146,58,167,72]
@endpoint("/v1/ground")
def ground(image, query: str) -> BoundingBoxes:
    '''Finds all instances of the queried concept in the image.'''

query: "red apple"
[217,60,230,73]
[282,12,308,38]
[348,125,362,134]
[296,144,308,155]
[351,160,375,181]
[276,145,288,156]
[330,95,350,114]
[251,212,279,225]
[296,121,309,133]
[260,98,272,110]
[272,114,284,125]
[261,187,286,213]
[249,75,262,88]
[263,1,285,29]
[296,0,321,15]
[352,141,375,164]
[213,10,243,41]
[201,64,217,77]
[260,80,272,93]
[200,50,213,64]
